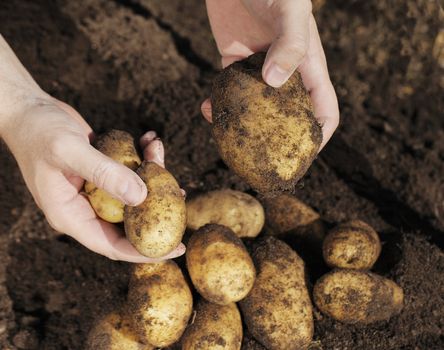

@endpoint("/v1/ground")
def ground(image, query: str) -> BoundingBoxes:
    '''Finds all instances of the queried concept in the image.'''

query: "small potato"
[323,220,381,270]
[313,269,404,324]
[85,312,153,350]
[239,237,313,350]
[181,300,242,350]
[187,189,265,238]
[211,52,322,193]
[124,161,186,258]
[127,261,193,348]
[186,224,256,305]
[263,194,325,243]
[85,130,141,223]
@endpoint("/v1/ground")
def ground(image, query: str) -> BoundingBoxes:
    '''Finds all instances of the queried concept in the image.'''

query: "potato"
[181,300,242,350]
[263,194,325,243]
[211,52,322,194]
[85,130,141,223]
[239,237,313,350]
[322,220,381,270]
[313,269,404,324]
[127,261,193,348]
[186,224,256,305]
[124,161,186,258]
[187,189,264,238]
[85,311,153,350]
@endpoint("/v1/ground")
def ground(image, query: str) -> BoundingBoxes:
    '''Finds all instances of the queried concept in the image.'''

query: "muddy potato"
[182,300,242,350]
[186,224,256,305]
[314,269,404,324]
[127,261,193,348]
[124,161,186,258]
[211,52,322,194]
[187,189,265,238]
[323,220,381,270]
[263,194,325,243]
[85,130,141,223]
[239,237,313,350]
[85,312,153,350]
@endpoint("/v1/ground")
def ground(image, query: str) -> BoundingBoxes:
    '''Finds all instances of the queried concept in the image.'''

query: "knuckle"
[91,161,118,189]
[286,40,308,60]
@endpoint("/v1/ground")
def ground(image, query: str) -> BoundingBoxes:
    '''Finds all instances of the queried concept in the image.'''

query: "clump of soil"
[0,0,442,349]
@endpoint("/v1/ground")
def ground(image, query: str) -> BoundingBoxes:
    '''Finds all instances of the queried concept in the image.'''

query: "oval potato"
[85,312,153,350]
[313,269,404,324]
[323,220,381,270]
[182,300,242,350]
[186,224,256,305]
[239,237,313,350]
[211,52,322,193]
[187,189,265,238]
[127,261,193,347]
[124,161,186,258]
[85,130,141,223]
[263,194,325,243]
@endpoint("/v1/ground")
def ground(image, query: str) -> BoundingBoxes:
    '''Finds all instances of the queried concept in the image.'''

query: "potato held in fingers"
[211,52,322,194]
[127,261,193,348]
[124,161,186,258]
[85,129,141,223]
[322,220,381,270]
[239,237,313,350]
[186,224,256,305]
[85,311,153,350]
[313,269,404,324]
[186,189,265,238]
[181,300,242,350]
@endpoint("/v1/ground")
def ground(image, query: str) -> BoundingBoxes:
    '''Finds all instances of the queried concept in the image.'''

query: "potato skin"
[85,312,153,350]
[211,52,322,194]
[85,130,141,223]
[124,161,186,258]
[186,224,256,305]
[181,300,242,350]
[239,237,313,350]
[187,189,265,238]
[323,220,381,270]
[127,261,193,348]
[263,194,325,243]
[313,269,404,324]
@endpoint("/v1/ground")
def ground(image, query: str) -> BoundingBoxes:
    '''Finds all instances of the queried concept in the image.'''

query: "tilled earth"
[0,0,443,349]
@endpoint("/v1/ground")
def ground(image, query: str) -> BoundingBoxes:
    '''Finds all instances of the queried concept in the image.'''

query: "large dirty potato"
[85,130,141,223]
[263,194,325,243]
[211,52,322,194]
[181,300,242,350]
[187,189,264,238]
[186,224,256,305]
[313,269,404,324]
[124,161,186,258]
[127,261,193,348]
[323,220,381,270]
[239,237,313,350]
[85,311,153,350]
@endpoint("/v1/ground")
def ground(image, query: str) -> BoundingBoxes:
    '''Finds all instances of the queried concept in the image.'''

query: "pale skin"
[0,0,339,262]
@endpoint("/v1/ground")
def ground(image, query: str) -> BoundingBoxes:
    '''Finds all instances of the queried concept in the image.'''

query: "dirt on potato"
[0,0,443,349]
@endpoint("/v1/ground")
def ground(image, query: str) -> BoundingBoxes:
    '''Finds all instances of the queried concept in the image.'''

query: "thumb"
[262,0,312,88]
[61,138,147,206]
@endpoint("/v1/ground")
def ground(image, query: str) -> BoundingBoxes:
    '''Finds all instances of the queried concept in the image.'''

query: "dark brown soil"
[0,0,443,349]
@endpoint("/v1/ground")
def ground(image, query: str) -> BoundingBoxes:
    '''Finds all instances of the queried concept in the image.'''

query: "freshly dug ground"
[0,0,443,349]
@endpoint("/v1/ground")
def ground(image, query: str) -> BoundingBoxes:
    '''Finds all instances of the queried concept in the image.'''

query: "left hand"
[203,0,339,149]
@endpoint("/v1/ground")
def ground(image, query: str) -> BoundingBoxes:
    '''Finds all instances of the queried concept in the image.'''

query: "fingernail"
[264,63,291,88]
[154,140,164,166]
[121,178,146,205]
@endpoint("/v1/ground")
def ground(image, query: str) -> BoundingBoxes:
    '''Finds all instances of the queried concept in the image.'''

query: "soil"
[0,0,443,349]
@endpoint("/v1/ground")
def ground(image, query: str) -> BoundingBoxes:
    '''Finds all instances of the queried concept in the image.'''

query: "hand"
[0,36,185,262]
[203,0,339,148]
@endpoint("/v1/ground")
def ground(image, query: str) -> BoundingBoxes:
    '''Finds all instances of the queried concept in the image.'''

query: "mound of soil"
[0,0,443,349]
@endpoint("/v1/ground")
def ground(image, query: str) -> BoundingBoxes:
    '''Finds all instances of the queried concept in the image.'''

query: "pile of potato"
[84,55,403,349]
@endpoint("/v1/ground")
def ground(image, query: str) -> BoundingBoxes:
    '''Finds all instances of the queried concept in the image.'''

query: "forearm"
[0,35,48,138]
